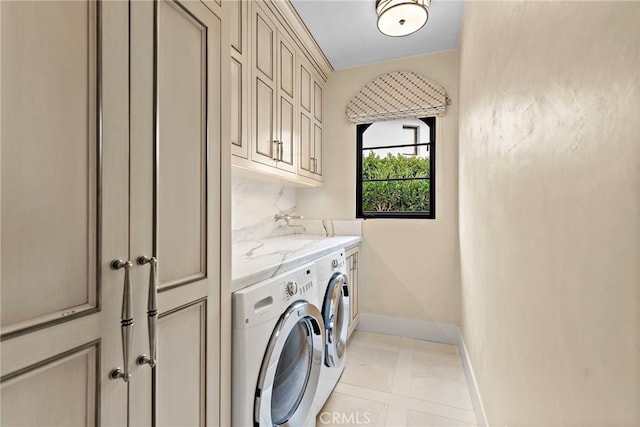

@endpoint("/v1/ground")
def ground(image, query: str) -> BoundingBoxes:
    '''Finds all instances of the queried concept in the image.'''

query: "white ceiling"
[291,0,465,70]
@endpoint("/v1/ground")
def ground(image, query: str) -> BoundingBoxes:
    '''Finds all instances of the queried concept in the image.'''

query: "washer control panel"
[285,281,298,296]
[234,262,318,328]
[282,267,315,301]
[331,251,346,272]
[314,249,348,285]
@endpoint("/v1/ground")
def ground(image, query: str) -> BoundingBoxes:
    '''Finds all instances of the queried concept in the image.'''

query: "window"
[356,117,435,219]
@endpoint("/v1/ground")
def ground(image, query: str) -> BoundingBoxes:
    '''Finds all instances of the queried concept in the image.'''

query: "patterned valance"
[346,71,450,124]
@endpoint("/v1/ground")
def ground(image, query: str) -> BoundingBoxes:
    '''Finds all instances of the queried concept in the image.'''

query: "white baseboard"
[457,334,489,427]
[357,313,460,345]
[356,313,488,427]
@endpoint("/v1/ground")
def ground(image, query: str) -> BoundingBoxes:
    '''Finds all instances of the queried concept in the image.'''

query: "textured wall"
[297,50,461,325]
[458,1,640,424]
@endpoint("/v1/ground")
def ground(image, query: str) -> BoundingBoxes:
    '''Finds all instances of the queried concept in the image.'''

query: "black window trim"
[356,117,436,220]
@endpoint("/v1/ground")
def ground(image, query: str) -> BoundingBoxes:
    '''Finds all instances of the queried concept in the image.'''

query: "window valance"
[345,71,450,124]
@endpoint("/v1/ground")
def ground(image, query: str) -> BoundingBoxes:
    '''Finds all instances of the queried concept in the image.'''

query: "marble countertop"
[232,234,362,292]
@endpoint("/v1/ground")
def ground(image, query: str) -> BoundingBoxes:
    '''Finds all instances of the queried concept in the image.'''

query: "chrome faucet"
[274,214,304,224]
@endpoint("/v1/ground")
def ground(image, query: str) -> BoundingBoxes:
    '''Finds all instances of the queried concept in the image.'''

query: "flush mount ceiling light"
[376,0,430,37]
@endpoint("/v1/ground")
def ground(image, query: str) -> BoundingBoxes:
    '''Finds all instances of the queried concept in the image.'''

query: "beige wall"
[297,51,461,324]
[458,2,640,425]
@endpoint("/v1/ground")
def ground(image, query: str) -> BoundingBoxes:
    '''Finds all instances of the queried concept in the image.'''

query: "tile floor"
[316,331,478,427]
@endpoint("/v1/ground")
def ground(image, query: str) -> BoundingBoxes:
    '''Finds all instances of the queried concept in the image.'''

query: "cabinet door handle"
[110,259,134,382]
[314,158,318,173]
[273,140,279,161]
[136,256,158,368]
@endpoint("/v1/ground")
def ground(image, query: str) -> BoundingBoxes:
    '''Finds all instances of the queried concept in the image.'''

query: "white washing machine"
[312,249,350,416]
[232,263,325,427]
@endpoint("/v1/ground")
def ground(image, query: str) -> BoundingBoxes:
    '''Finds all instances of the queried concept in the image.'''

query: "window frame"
[356,117,436,219]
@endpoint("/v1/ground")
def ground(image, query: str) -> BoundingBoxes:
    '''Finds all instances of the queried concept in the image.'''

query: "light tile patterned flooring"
[316,331,477,427]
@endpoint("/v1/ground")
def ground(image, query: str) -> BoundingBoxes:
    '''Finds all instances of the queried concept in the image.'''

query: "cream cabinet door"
[298,54,324,181]
[250,2,278,168]
[230,0,249,159]
[129,1,221,426]
[275,29,297,173]
[1,1,130,425]
[312,78,323,176]
[299,57,315,177]
[1,1,221,426]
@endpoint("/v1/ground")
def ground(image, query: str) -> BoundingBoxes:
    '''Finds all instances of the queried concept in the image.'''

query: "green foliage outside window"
[361,152,431,212]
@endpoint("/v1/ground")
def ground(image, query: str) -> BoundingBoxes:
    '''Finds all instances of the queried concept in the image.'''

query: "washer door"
[322,272,350,368]
[254,300,325,426]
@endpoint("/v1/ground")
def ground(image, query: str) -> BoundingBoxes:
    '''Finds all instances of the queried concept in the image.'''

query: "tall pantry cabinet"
[0,0,228,425]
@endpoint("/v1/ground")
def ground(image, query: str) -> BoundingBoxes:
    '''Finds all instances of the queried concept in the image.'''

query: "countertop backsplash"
[232,175,362,242]
[231,175,298,241]
[296,219,362,237]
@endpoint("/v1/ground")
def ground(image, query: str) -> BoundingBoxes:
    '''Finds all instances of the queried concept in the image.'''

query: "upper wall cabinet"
[230,0,331,187]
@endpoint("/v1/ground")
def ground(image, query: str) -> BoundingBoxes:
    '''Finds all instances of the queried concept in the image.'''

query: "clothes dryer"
[312,249,350,416]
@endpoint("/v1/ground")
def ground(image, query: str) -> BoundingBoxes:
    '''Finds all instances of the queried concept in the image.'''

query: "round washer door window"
[323,272,350,368]
[255,300,325,426]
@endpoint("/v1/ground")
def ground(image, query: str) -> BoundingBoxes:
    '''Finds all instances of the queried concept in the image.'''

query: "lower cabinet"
[346,244,360,338]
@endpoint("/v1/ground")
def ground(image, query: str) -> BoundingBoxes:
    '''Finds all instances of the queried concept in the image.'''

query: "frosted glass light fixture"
[376,0,430,37]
